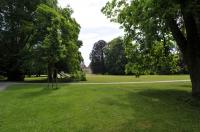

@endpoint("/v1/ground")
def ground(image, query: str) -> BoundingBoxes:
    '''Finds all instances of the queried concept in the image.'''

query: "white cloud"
[58,0,124,66]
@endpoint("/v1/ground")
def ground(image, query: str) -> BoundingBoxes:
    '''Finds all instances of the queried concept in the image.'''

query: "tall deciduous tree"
[102,0,200,96]
[104,37,127,75]
[0,0,57,81]
[125,40,180,76]
[32,4,83,82]
[90,40,107,74]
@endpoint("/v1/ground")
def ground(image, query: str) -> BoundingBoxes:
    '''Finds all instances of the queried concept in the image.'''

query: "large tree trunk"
[182,1,200,97]
[167,0,200,96]
[7,70,25,81]
[48,64,53,82]
[6,57,25,81]
[189,57,200,96]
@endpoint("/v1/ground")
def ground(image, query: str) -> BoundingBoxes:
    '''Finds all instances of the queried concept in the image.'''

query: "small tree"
[33,5,67,88]
[32,4,85,86]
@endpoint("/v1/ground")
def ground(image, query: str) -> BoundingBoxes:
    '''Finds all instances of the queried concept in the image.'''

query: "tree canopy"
[104,37,127,75]
[0,0,85,82]
[102,0,200,96]
[90,40,107,74]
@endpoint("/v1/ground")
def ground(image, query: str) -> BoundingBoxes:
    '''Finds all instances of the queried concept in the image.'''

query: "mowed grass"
[25,76,47,82]
[1,75,200,132]
[24,74,190,83]
[84,74,190,83]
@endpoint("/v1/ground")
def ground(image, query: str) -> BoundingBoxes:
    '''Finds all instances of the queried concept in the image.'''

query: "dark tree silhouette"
[90,40,107,74]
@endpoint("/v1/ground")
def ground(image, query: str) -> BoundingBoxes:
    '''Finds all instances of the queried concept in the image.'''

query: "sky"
[58,0,124,66]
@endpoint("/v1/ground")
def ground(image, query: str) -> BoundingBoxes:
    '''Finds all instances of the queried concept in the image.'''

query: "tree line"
[0,0,85,82]
[89,37,187,76]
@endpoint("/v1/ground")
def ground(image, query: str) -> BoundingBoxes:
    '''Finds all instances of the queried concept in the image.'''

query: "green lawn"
[25,76,47,82]
[83,74,190,83]
[1,75,200,132]
[24,74,190,83]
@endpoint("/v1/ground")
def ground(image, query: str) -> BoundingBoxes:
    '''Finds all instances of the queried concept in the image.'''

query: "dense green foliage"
[90,38,127,75]
[102,0,200,95]
[125,40,182,76]
[0,0,85,81]
[32,4,84,82]
[89,40,107,74]
[104,37,127,75]
[0,0,57,81]
[102,0,188,76]
[90,37,184,76]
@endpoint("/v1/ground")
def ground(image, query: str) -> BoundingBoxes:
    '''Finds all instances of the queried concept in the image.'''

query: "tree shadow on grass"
[98,87,200,131]
[121,89,200,131]
[5,84,47,91]
[19,87,59,98]
[177,83,192,88]
[136,89,200,108]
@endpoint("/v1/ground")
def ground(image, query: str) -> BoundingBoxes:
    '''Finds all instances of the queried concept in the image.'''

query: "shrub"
[0,75,5,80]
[71,71,86,81]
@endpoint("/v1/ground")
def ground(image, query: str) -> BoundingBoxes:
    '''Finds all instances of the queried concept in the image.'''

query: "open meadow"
[1,75,200,132]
